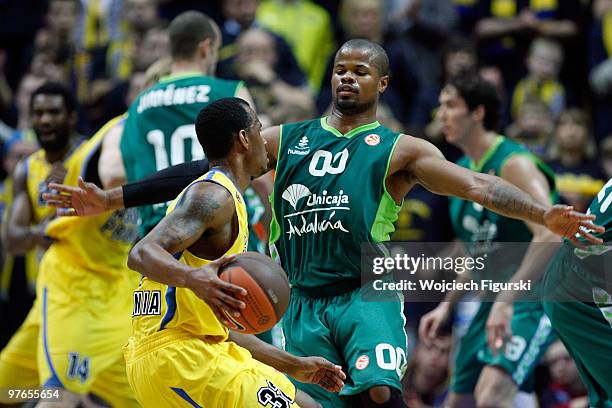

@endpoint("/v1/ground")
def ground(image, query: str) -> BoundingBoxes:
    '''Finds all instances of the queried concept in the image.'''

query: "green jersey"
[270,118,402,295]
[573,178,612,258]
[449,136,556,279]
[120,72,243,234]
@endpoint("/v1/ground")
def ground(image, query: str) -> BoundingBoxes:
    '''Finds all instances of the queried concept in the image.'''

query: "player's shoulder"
[180,180,236,223]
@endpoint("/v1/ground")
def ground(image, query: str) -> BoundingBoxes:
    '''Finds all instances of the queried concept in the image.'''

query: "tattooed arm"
[396,135,603,243]
[127,182,247,324]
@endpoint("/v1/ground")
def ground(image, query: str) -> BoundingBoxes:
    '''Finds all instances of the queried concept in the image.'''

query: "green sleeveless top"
[449,136,557,280]
[573,178,612,258]
[120,72,242,235]
[270,117,402,295]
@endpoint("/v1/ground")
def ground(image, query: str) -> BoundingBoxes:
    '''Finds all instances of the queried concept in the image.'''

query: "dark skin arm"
[43,127,283,216]
[5,160,52,254]
[127,181,247,325]
[228,331,345,392]
[387,135,603,243]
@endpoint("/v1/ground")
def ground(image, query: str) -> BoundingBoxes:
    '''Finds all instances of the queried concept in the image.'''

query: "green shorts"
[282,286,407,408]
[451,301,556,394]
[542,246,612,407]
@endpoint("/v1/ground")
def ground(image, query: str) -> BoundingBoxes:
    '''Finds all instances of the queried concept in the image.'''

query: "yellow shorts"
[0,299,40,401]
[36,248,139,407]
[124,329,299,408]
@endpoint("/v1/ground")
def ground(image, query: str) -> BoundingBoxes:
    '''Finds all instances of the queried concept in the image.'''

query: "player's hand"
[543,205,604,245]
[486,301,513,355]
[418,302,452,346]
[186,255,248,327]
[287,356,346,393]
[44,177,109,216]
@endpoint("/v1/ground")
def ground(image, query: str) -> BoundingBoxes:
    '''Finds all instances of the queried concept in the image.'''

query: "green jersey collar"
[320,117,380,138]
[470,135,504,172]
[159,71,203,83]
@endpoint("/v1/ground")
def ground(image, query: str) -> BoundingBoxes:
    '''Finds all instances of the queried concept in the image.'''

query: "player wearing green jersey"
[105,11,254,235]
[420,74,561,408]
[541,178,612,407]
[44,39,603,408]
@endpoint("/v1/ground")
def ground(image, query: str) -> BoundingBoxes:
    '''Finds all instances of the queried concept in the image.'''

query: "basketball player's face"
[331,49,387,115]
[437,85,475,146]
[31,94,73,153]
[244,110,268,177]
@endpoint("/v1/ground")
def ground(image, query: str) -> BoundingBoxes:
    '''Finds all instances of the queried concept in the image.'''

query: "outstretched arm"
[400,136,603,243]
[45,125,282,216]
[228,332,345,392]
[128,182,247,324]
[45,159,209,215]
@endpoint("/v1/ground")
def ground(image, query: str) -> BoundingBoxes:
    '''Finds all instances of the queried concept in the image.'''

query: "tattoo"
[481,179,544,224]
[153,185,224,251]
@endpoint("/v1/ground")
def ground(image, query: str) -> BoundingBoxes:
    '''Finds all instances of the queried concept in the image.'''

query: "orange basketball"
[218,252,290,334]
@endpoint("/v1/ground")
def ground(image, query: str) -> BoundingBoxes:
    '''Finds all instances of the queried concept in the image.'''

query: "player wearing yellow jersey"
[0,82,83,399]
[34,114,140,408]
[125,98,345,408]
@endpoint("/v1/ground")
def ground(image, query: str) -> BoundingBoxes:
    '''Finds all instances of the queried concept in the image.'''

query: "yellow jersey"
[18,138,83,289]
[44,116,139,280]
[131,169,248,344]
[25,141,83,223]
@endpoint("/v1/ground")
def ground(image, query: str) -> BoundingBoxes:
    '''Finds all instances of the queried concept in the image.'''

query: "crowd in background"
[0,0,609,406]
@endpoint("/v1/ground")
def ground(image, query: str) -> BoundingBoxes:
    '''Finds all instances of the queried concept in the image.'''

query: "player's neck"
[45,136,77,163]
[327,107,378,135]
[209,161,250,193]
[170,60,209,76]
[462,129,497,164]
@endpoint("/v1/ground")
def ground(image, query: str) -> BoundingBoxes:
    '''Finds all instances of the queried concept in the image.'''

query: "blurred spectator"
[512,37,565,120]
[317,0,418,132]
[0,50,14,127]
[546,109,605,211]
[540,341,588,408]
[601,136,612,178]
[389,0,458,132]
[216,0,306,90]
[402,336,451,408]
[257,0,336,92]
[234,28,314,125]
[589,0,612,142]
[506,96,554,157]
[474,0,581,89]
[105,0,161,82]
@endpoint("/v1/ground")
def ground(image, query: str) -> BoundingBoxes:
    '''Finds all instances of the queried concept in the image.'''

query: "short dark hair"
[168,11,218,60]
[30,81,76,113]
[195,98,254,160]
[447,74,501,132]
[337,39,389,76]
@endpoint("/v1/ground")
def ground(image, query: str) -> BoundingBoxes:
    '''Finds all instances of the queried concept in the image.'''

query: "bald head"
[336,39,389,77]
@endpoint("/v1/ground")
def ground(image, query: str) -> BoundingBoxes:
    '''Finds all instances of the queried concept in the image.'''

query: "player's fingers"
[580,221,605,233]
[45,199,72,208]
[57,208,77,217]
[48,182,79,194]
[313,358,343,374]
[577,229,603,245]
[217,254,237,268]
[324,371,345,390]
[217,279,247,297]
[568,235,586,250]
[42,191,71,202]
[212,305,232,327]
[217,292,245,315]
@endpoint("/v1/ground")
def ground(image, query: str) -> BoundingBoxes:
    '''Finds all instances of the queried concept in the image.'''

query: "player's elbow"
[5,228,28,255]
[127,242,147,273]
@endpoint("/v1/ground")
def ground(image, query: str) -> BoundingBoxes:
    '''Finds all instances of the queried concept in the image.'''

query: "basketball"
[219,252,290,334]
